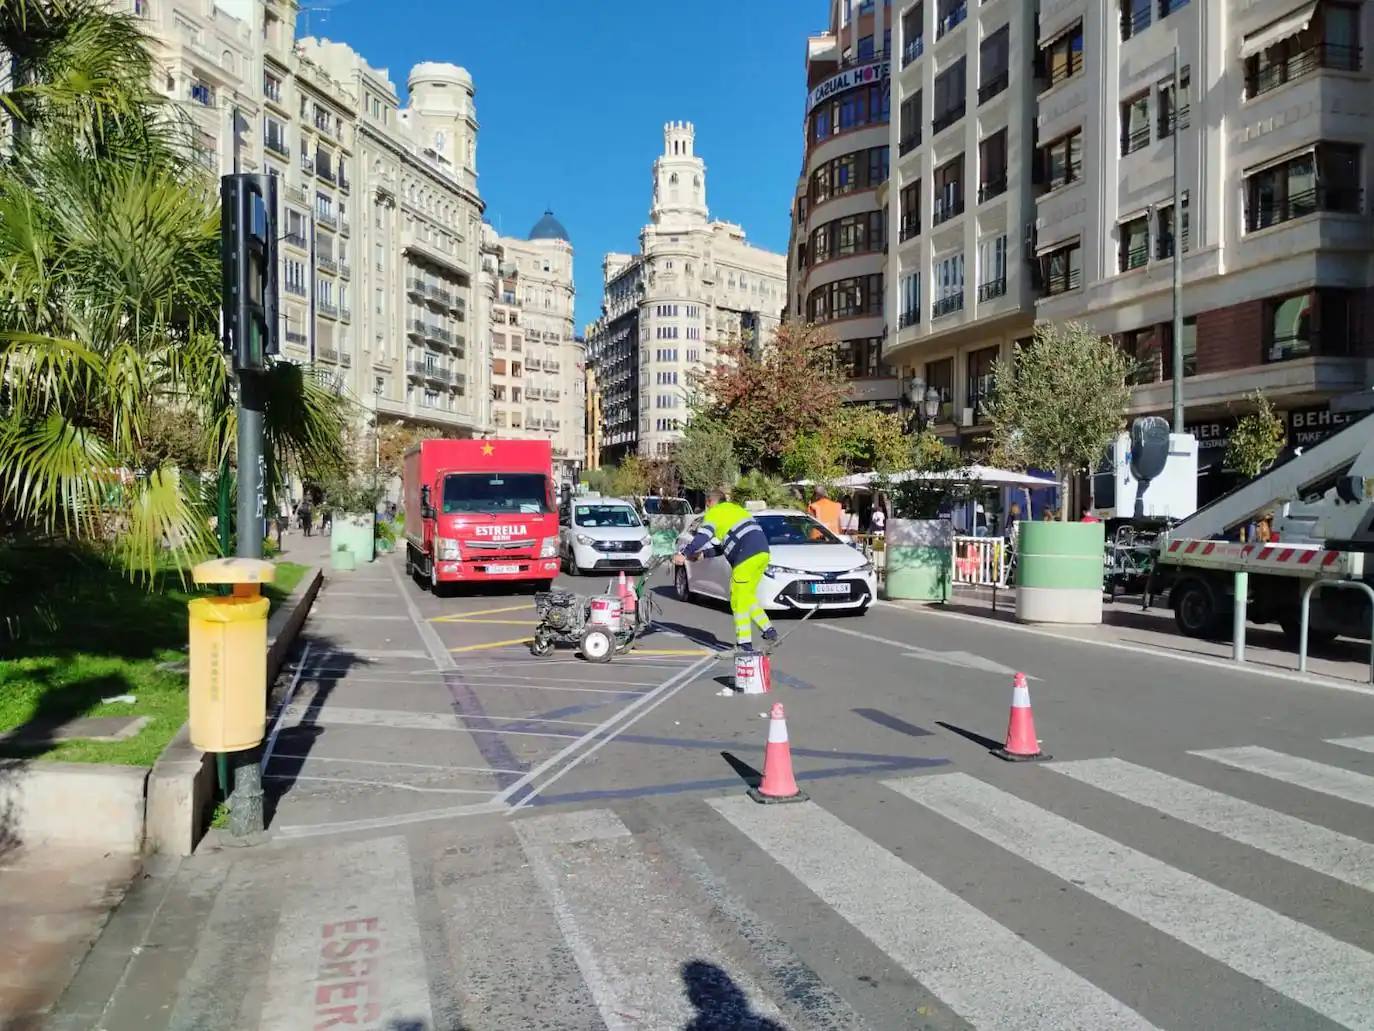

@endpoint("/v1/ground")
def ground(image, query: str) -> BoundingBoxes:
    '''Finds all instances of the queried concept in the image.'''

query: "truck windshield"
[442,473,551,515]
[575,505,641,528]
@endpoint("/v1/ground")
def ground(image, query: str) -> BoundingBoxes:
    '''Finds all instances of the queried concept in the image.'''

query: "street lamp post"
[901,376,943,434]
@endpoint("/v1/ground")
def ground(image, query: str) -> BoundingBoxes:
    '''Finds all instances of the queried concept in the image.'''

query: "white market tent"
[829,465,1060,490]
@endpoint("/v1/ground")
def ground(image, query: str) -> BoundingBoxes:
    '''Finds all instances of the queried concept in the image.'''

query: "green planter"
[1016,521,1105,624]
[330,512,376,564]
[883,518,952,603]
[331,546,356,572]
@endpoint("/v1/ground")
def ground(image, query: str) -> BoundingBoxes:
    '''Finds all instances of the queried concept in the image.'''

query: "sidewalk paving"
[896,587,1372,687]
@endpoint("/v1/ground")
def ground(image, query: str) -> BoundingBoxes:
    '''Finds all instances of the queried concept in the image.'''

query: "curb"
[143,563,323,857]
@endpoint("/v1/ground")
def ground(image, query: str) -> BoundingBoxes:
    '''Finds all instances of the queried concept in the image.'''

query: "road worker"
[673,488,777,651]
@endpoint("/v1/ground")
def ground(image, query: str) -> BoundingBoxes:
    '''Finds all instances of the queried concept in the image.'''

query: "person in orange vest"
[807,486,842,535]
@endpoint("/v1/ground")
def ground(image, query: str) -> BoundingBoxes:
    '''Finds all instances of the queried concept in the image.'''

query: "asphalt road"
[51,556,1374,1030]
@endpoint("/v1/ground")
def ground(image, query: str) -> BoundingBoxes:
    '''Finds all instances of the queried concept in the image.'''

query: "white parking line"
[267,753,523,775]
[264,773,496,796]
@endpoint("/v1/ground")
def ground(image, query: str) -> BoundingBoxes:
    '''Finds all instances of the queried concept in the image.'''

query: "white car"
[673,509,876,614]
[560,497,653,575]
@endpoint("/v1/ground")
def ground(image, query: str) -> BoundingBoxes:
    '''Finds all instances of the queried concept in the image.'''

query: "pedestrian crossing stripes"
[117,737,1374,1030]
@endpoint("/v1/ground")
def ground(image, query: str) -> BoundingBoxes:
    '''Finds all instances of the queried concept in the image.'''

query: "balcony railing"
[1043,265,1082,296]
[932,192,964,225]
[932,104,965,135]
[1247,44,1362,98]
[264,136,289,158]
[977,278,1007,302]
[284,231,307,249]
[317,299,338,317]
[937,2,967,38]
[903,37,925,67]
[286,184,306,206]
[317,256,337,274]
[263,78,281,102]
[1122,3,1151,40]
[977,70,1009,105]
[1119,244,1149,272]
[424,283,453,306]
[977,176,1007,203]
[316,163,337,183]
[1156,229,1189,259]
[932,293,965,318]
[1245,185,1363,232]
[285,281,307,297]
[285,329,307,347]
[407,319,426,338]
[899,219,921,242]
[898,309,920,328]
[340,306,352,322]
[316,210,338,229]
[1121,122,1150,155]
[317,345,339,363]
[338,262,351,279]
[425,323,453,345]
[299,153,314,175]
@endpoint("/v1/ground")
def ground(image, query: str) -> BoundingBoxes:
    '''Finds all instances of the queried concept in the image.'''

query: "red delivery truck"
[402,439,560,591]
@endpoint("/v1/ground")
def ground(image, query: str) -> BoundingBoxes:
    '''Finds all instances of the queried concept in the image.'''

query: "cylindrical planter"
[883,518,952,603]
[1016,521,1105,624]
[330,512,376,563]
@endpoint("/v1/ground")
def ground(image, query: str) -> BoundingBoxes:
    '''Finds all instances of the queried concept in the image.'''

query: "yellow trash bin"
[188,557,276,753]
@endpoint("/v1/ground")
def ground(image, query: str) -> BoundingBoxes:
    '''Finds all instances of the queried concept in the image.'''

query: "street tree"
[1225,391,1287,479]
[673,411,739,493]
[984,322,1133,520]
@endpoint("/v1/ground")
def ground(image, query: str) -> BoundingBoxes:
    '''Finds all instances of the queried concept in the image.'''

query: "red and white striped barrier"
[1160,538,1363,578]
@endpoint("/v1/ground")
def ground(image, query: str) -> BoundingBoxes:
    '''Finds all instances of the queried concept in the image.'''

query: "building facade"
[587,123,787,461]
[1031,0,1374,500]
[789,0,903,409]
[882,0,1038,445]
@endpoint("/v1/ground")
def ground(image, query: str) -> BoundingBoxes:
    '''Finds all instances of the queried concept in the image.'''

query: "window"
[1118,328,1161,384]
[264,73,282,102]
[902,2,925,65]
[1161,317,1198,378]
[900,180,921,240]
[976,234,1007,301]
[925,358,953,416]
[932,57,967,134]
[932,251,965,317]
[966,345,998,415]
[1040,240,1082,295]
[899,272,921,326]
[264,116,287,156]
[806,274,883,322]
[899,92,922,154]
[1156,193,1190,258]
[839,337,885,378]
[189,79,215,106]
[858,34,875,61]
[1119,215,1149,272]
[1122,0,1151,41]
[1265,289,1354,361]
[1159,0,1189,17]
[1122,93,1150,155]
[933,154,964,224]
[811,83,891,143]
[1042,22,1084,88]
[1245,144,1361,231]
[977,129,1007,203]
[979,25,1010,103]
[1245,2,1362,98]
[868,146,890,185]
[937,0,967,39]
[812,210,886,262]
[1158,67,1191,138]
[1040,129,1082,190]
[810,147,890,204]
[284,259,307,296]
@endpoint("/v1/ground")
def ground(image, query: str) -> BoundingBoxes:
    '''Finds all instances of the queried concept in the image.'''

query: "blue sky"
[309,0,825,331]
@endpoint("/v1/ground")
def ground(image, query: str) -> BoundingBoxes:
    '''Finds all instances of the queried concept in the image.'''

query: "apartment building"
[788,0,903,408]
[475,216,585,483]
[587,123,787,461]
[1033,0,1374,501]
[882,0,1039,445]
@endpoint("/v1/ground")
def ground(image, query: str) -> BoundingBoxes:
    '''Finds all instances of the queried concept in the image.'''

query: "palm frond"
[119,464,213,584]
[0,410,114,535]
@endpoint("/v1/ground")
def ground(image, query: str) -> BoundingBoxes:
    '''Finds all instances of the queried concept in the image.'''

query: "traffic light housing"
[220,174,279,373]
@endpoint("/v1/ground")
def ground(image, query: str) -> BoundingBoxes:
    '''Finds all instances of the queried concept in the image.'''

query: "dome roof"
[528,209,570,242]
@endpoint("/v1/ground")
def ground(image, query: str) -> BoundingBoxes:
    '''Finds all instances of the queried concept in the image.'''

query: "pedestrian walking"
[320,502,333,534]
[871,506,886,536]
[298,497,314,537]
[274,497,289,549]
[674,488,777,652]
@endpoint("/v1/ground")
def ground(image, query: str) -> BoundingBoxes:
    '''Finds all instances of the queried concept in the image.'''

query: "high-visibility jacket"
[680,501,769,568]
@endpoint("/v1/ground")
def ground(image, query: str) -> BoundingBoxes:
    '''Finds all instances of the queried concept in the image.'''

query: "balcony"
[317,299,338,318]
[1042,51,1084,91]
[491,337,507,351]
[932,104,965,135]
[1247,44,1362,98]
[1121,123,1150,156]
[977,177,1007,203]
[977,278,1007,302]
[339,217,350,236]
[903,37,924,67]
[453,335,466,357]
[1245,186,1363,232]
[407,278,426,298]
[425,323,453,346]
[316,210,338,230]
[285,280,307,297]
[899,219,921,242]
[977,71,1009,105]
[284,329,307,348]
[1119,244,1148,273]
[317,345,339,363]
[317,255,338,274]
[338,261,351,279]
[937,2,967,39]
[263,78,282,103]
[316,162,337,184]
[898,309,920,328]
[298,152,313,176]
[932,293,965,318]
[406,360,426,380]
[408,319,427,339]
[284,231,307,250]
[932,193,964,226]
[423,283,453,307]
[264,135,289,158]
[546,362,562,375]
[340,305,351,322]
[286,184,307,206]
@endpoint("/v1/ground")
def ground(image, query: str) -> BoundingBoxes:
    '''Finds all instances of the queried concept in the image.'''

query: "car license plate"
[809,583,848,595]
[486,564,519,575]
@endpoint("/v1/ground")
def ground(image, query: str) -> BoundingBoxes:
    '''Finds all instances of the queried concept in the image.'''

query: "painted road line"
[628,647,714,656]
[1329,735,1374,754]
[274,799,507,839]
[263,773,495,796]
[308,612,410,621]
[451,670,661,687]
[444,618,540,626]
[430,604,534,622]
[268,753,524,776]
[294,647,432,661]
[450,636,534,654]
[708,795,1155,1030]
[890,771,1374,1029]
[515,808,787,1030]
[1192,746,1374,809]
[258,836,433,1030]
[496,652,718,809]
[260,641,310,775]
[819,621,1033,679]
[387,557,460,673]
[1049,757,1374,891]
[279,703,600,732]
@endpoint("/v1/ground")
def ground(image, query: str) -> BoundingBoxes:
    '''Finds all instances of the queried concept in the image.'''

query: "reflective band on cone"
[750,702,808,804]
[993,672,1050,763]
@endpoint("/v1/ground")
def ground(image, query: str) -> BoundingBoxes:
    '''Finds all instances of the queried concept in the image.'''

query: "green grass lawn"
[0,545,312,766]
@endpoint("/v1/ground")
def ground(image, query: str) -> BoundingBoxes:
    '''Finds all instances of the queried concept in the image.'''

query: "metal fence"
[952,535,1010,589]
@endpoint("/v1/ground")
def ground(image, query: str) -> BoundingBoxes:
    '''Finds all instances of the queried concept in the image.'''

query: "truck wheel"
[580,627,614,663]
[1173,578,1222,638]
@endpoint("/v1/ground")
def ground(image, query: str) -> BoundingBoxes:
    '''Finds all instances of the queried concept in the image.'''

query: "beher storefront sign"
[1287,404,1353,447]
[806,60,891,114]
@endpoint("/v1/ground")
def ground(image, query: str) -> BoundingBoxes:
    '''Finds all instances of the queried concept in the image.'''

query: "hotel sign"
[806,60,890,114]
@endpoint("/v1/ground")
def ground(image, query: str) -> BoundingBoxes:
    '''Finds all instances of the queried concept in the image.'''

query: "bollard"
[1232,570,1248,664]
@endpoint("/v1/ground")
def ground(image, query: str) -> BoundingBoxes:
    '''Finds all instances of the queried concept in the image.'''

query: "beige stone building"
[587,123,787,462]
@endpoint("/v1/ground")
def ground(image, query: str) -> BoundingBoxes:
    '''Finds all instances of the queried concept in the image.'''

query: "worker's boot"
[761,627,779,654]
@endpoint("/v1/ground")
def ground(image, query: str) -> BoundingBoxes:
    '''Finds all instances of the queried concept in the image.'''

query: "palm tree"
[0,0,349,579]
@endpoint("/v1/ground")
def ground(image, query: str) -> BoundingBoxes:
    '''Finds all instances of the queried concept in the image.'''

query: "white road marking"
[889,771,1374,1030]
[308,612,410,621]
[279,704,589,737]
[274,800,506,839]
[820,621,1032,679]
[260,641,310,774]
[516,809,786,1030]
[267,753,523,775]
[708,795,1155,1030]
[1192,746,1374,809]
[258,836,433,1030]
[1049,757,1374,891]
[1328,735,1374,755]
[264,773,495,795]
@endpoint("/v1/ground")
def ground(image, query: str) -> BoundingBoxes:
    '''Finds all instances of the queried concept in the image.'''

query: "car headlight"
[539,537,558,558]
[766,564,808,577]
[855,562,874,573]
[575,534,594,546]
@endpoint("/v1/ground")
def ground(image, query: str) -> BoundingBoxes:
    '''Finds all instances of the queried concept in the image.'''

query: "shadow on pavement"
[720,751,762,789]
[681,959,786,1031]
[935,720,1004,753]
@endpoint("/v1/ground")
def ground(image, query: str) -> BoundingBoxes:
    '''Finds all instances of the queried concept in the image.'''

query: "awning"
[1240,1,1317,59]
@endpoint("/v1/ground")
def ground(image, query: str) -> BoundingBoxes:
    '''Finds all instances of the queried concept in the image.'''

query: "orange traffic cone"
[749,702,809,804]
[993,672,1050,762]
[618,570,637,617]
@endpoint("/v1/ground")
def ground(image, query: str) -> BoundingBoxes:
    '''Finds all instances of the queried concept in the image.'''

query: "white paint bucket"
[588,596,623,628]
[734,652,771,695]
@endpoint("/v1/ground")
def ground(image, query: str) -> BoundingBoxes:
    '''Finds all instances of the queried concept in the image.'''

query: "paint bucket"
[588,596,623,628]
[734,652,771,695]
